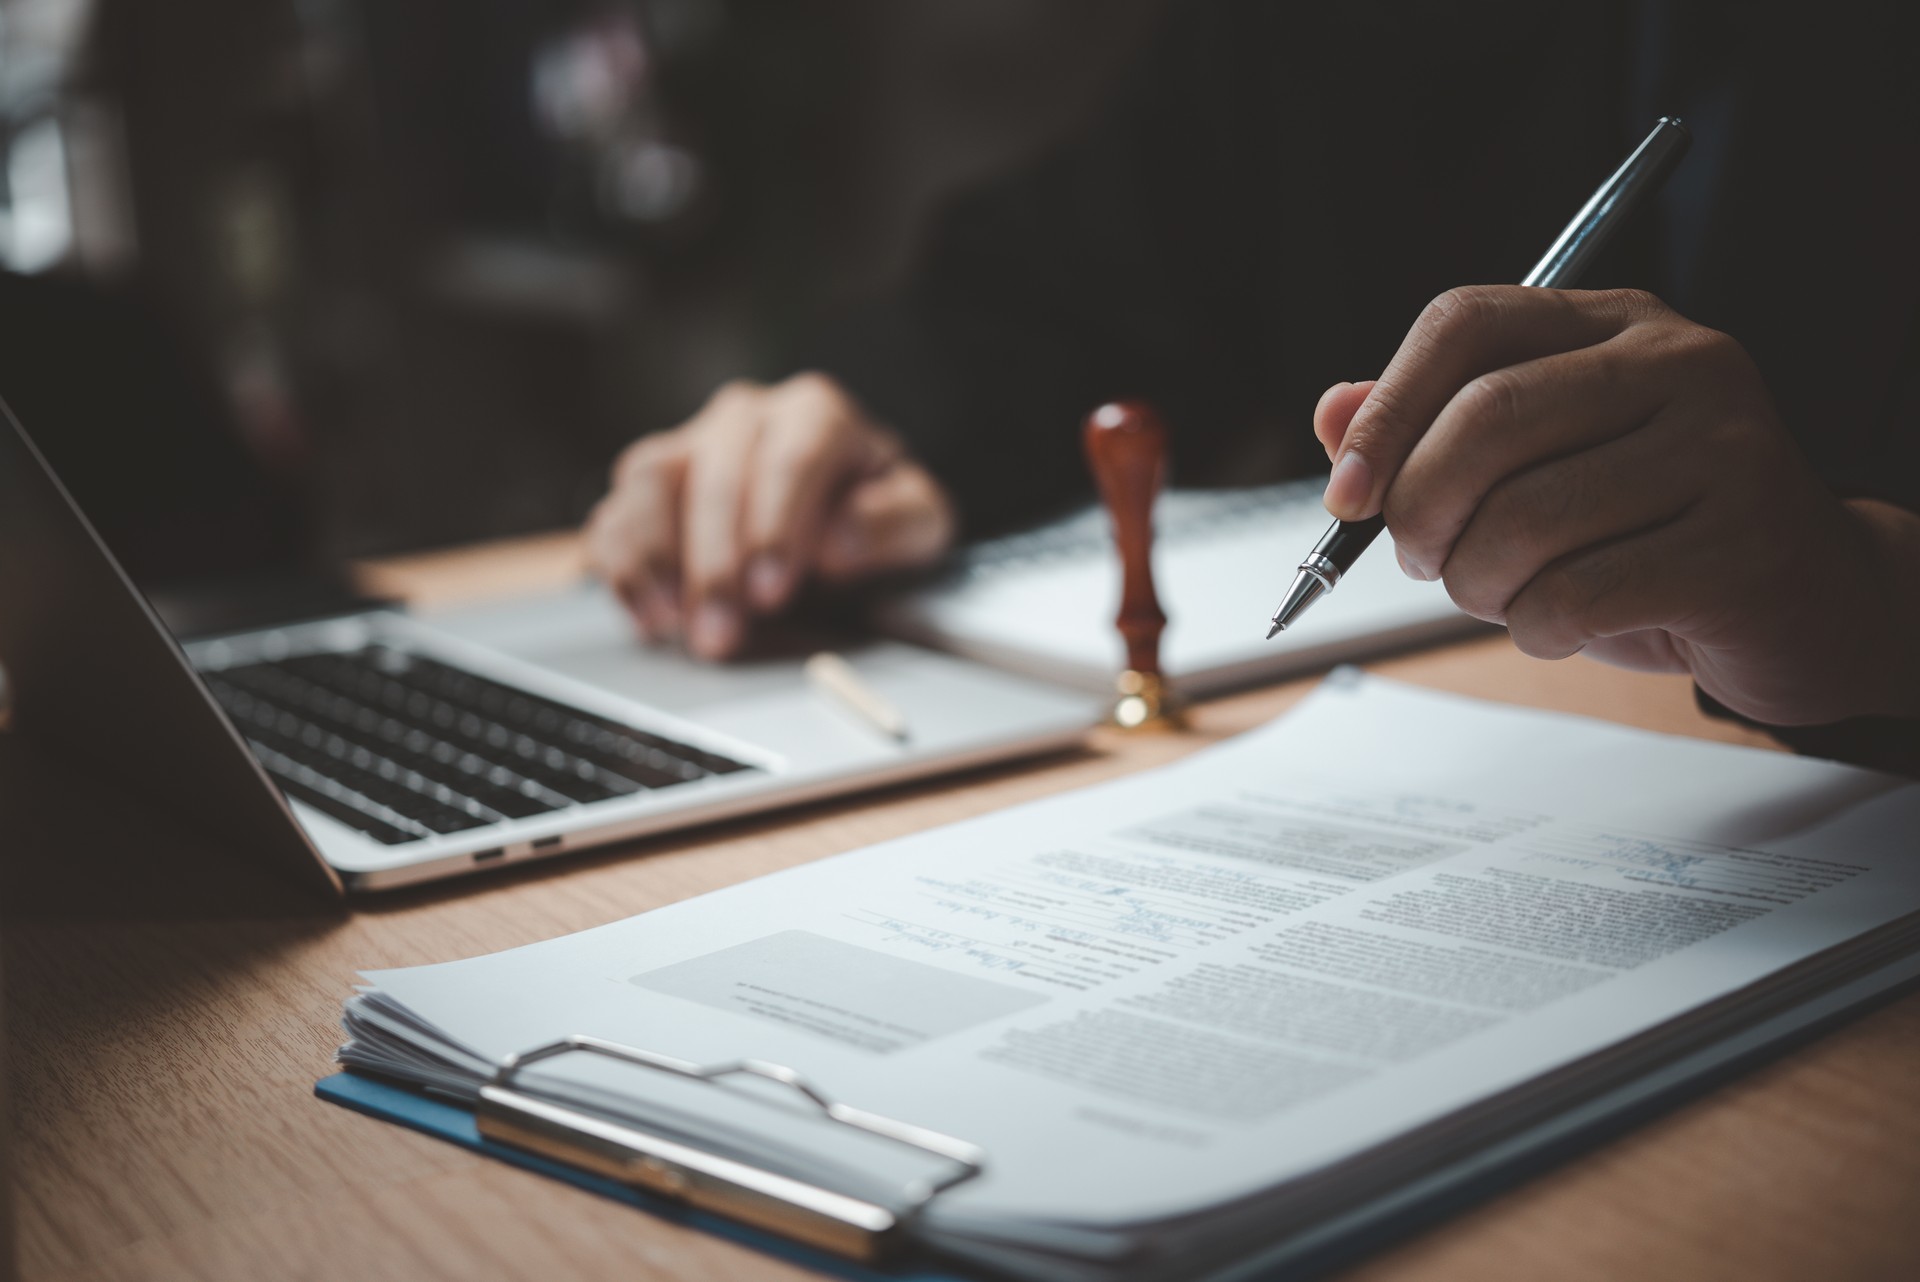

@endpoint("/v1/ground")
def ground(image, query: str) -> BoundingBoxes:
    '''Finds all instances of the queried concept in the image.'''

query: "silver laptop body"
[0,399,1095,895]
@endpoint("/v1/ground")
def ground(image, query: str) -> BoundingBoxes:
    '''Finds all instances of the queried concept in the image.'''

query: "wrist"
[1842,498,1920,720]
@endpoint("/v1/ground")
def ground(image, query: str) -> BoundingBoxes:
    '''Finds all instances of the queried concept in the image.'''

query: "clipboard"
[315,946,1920,1282]
[315,1065,956,1282]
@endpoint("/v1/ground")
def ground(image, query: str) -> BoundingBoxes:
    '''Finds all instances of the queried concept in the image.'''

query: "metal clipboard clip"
[474,1034,987,1263]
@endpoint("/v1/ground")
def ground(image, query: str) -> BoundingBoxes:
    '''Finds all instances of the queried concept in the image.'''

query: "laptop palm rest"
[418,582,1097,769]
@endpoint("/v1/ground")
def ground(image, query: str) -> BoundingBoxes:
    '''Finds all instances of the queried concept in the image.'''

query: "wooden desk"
[6,537,1919,1282]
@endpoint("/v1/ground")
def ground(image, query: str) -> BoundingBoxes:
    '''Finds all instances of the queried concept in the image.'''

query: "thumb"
[813,464,956,583]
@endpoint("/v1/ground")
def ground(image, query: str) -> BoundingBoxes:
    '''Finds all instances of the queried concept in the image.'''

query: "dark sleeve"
[1738,316,1920,779]
[1696,688,1920,779]
[814,3,1281,537]
[1695,305,1920,774]
[814,0,1632,538]
[1692,305,1920,773]
[1827,306,1920,515]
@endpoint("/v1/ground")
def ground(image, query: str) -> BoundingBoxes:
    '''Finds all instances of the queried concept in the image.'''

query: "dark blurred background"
[0,0,1159,563]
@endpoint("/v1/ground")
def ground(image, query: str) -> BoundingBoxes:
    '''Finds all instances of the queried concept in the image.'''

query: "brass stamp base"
[1109,670,1186,732]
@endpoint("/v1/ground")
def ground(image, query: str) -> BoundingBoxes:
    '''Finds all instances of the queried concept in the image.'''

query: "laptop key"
[210,680,509,835]
[265,728,497,835]
[243,742,426,846]
[379,651,754,781]
[214,669,574,819]
[205,646,759,843]
[273,780,418,845]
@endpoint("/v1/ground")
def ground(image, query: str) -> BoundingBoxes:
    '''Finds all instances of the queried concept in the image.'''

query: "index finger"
[1325,286,1649,520]
[741,376,897,609]
[587,433,689,637]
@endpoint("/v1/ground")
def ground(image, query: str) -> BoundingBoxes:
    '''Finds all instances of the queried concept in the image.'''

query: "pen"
[805,651,911,742]
[1265,116,1692,639]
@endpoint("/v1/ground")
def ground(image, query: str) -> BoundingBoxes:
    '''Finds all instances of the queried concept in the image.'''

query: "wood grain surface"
[5,537,1917,1282]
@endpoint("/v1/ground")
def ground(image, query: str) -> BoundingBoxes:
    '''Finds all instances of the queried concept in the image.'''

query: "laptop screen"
[0,272,338,629]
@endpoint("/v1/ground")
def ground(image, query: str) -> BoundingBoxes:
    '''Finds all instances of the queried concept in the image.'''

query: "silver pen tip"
[1265,567,1330,639]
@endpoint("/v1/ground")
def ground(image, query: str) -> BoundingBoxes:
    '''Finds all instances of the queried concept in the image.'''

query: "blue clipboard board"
[316,944,1920,1282]
[315,1069,949,1282]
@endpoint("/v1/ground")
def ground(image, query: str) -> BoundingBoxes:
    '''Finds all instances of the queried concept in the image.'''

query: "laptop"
[0,398,1096,896]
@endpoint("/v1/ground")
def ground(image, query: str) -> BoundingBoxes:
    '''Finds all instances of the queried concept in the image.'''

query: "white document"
[875,483,1485,694]
[346,674,1920,1274]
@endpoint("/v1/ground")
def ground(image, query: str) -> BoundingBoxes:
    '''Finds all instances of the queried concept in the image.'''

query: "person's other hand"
[585,373,956,660]
[1313,286,1920,726]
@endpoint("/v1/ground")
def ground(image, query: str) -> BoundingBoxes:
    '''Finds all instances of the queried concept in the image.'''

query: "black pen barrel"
[1312,514,1386,582]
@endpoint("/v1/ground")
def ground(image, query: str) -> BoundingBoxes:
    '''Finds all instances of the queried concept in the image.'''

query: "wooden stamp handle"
[1083,400,1168,677]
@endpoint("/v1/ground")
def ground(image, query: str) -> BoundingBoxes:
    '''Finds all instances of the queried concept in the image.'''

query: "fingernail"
[1324,451,1373,519]
[690,599,741,659]
[746,553,790,610]
[1395,546,1424,581]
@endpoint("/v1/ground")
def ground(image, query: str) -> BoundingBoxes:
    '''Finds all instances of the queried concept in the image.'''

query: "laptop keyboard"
[202,646,754,846]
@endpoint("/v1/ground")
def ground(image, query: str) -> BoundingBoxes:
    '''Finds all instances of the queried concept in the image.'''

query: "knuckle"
[1593,287,1664,320]
[1454,369,1524,431]
[583,495,626,545]
[781,369,839,399]
[1523,556,1618,653]
[613,436,659,482]
[777,370,850,417]
[1693,326,1755,380]
[1338,390,1409,464]
[1441,568,1507,624]
[1380,490,1448,563]
[1504,585,1577,659]
[588,534,639,588]
[778,411,840,461]
[687,414,747,477]
[706,378,764,414]
[917,490,957,557]
[1421,285,1506,338]
[873,464,953,555]
[1507,615,1574,660]
[1427,535,1513,623]
[1583,336,1636,397]
[1652,318,1748,380]
[1559,555,1618,617]
[586,520,646,581]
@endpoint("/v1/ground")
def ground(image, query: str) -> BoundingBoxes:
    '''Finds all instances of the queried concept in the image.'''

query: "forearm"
[1693,497,1920,775]
[1847,497,1920,721]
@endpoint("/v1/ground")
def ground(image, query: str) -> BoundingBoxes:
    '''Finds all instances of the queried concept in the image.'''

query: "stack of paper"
[876,484,1485,694]
[334,676,1920,1281]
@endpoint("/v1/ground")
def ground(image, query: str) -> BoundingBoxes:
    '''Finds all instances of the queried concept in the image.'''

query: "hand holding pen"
[1276,118,1920,727]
